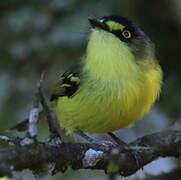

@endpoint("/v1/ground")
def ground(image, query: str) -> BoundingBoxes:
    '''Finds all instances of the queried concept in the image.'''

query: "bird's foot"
[76,130,146,168]
[107,132,145,168]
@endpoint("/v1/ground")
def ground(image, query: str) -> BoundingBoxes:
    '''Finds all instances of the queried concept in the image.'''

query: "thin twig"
[38,73,61,139]
[28,77,40,138]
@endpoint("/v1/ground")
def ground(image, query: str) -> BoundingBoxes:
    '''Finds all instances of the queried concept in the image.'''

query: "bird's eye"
[122,30,131,39]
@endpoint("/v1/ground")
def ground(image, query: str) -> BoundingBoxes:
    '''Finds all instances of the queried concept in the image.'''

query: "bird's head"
[87,16,155,61]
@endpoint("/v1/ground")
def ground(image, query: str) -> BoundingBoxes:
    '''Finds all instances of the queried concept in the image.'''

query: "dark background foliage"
[0,0,181,179]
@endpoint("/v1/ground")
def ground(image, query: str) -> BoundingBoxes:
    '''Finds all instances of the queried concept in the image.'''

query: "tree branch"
[0,130,180,178]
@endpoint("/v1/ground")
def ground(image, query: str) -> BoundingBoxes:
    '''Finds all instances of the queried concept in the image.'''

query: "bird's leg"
[107,132,131,151]
[75,130,99,144]
[76,130,141,167]
[107,132,141,167]
[75,130,116,147]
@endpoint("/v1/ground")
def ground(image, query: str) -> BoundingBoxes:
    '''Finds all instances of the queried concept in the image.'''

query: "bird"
[50,15,163,138]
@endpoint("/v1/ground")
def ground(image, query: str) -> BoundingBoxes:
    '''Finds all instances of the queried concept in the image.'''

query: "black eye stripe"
[110,30,129,41]
[108,27,137,43]
[100,20,137,42]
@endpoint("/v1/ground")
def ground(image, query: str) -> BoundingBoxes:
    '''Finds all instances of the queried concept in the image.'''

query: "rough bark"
[0,130,180,178]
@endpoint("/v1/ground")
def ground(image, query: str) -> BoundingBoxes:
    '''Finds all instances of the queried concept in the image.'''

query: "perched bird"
[50,15,163,135]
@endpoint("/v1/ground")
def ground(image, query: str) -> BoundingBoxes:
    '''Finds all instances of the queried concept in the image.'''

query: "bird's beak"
[88,16,107,30]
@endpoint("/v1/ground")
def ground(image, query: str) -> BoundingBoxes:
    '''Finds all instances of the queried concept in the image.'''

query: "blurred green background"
[0,0,181,179]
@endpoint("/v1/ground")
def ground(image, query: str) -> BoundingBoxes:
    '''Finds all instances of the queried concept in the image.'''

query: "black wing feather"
[50,63,82,101]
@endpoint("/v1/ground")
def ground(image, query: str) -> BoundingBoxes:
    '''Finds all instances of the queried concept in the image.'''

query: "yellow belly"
[56,64,162,134]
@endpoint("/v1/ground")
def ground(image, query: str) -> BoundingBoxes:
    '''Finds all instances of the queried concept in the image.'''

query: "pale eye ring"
[122,30,131,39]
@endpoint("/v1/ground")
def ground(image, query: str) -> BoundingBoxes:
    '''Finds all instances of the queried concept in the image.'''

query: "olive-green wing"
[50,63,82,101]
